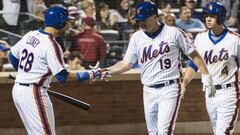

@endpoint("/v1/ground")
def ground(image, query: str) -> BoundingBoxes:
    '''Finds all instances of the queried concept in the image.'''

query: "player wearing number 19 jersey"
[104,2,213,135]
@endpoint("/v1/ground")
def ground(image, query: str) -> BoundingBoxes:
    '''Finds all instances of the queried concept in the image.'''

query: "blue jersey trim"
[188,60,198,72]
[144,23,164,39]
[8,51,19,71]
[55,69,69,84]
[208,29,228,45]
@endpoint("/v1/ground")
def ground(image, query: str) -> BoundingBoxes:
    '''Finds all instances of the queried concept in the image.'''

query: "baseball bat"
[8,74,91,111]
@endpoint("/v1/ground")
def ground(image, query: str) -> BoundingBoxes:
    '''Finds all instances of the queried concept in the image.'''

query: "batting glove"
[90,68,110,80]
[202,74,216,97]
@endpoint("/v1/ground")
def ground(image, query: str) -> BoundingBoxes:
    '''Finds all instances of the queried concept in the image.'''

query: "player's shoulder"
[131,30,144,39]
[227,30,240,39]
[163,25,180,33]
[195,29,208,38]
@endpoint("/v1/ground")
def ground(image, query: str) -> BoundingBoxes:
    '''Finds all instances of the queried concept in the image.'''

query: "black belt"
[19,83,48,89]
[215,83,232,90]
[149,80,175,88]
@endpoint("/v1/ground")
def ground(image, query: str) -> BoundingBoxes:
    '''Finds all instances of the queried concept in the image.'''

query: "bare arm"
[183,67,196,86]
[107,60,133,74]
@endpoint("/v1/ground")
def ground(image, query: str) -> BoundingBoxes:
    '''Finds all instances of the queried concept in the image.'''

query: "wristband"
[76,72,90,82]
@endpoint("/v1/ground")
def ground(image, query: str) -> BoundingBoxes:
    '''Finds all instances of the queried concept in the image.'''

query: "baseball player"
[99,2,214,135]
[183,2,240,135]
[8,6,100,135]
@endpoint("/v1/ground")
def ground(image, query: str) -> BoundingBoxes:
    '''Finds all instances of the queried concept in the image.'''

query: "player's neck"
[147,23,161,34]
[210,25,224,36]
[44,27,60,37]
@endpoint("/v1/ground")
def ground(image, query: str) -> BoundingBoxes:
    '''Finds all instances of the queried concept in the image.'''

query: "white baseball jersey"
[11,29,66,87]
[194,29,240,85]
[124,24,195,86]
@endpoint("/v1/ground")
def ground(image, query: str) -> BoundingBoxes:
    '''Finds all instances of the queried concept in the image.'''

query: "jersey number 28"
[19,49,34,72]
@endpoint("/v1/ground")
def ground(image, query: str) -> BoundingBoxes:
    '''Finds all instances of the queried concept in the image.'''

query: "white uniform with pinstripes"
[194,30,240,135]
[10,29,65,135]
[124,24,195,135]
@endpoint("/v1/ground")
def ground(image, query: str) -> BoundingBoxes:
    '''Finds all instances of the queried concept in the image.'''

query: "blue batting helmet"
[203,2,226,24]
[133,2,158,21]
[44,6,74,29]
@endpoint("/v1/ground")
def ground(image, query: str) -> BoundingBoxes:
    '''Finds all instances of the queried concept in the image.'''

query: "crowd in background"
[0,0,239,72]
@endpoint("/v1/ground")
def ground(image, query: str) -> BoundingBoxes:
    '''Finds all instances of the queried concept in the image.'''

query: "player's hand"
[88,62,111,82]
[89,68,111,82]
[180,82,186,99]
[202,74,215,97]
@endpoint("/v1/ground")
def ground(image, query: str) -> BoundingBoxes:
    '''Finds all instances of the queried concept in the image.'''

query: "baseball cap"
[68,6,79,15]
[82,17,96,27]
[187,0,197,3]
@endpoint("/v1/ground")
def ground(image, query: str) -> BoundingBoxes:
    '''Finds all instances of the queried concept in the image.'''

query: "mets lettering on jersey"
[124,24,195,86]
[194,30,240,85]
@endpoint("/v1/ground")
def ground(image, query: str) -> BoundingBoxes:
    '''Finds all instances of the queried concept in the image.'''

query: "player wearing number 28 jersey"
[8,6,100,135]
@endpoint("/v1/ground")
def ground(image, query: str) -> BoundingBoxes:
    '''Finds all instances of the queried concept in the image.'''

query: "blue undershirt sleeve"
[8,51,19,71]
[187,60,199,72]
[55,69,69,84]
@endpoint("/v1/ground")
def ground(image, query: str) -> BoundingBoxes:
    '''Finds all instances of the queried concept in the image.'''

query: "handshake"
[88,62,111,81]
[89,68,111,81]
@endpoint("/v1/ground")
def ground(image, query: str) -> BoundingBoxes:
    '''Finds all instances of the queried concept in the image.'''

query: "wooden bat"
[8,74,91,111]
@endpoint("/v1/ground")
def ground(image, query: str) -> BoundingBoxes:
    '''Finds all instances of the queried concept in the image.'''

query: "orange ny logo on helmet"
[136,8,141,14]
[208,4,213,10]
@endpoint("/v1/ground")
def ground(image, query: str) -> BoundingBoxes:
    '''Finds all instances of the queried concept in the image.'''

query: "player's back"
[11,29,65,87]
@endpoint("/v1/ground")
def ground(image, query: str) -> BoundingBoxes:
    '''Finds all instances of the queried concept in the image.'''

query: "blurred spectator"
[96,2,118,30]
[67,51,85,70]
[109,0,133,33]
[68,6,82,30]
[0,40,10,71]
[109,0,130,23]
[80,0,96,19]
[184,0,203,20]
[0,40,10,51]
[127,7,138,31]
[27,0,46,19]
[64,6,83,58]
[0,0,21,45]
[22,4,46,33]
[163,13,176,26]
[159,2,172,14]
[176,6,205,32]
[103,45,123,67]
[71,17,106,69]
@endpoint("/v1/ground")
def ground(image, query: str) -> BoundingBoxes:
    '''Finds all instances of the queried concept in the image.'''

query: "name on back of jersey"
[26,36,40,48]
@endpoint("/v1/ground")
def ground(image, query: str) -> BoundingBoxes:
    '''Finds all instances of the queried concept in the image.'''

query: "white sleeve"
[46,45,65,75]
[193,34,201,49]
[237,38,240,63]
[10,37,25,59]
[123,34,138,64]
[176,29,196,56]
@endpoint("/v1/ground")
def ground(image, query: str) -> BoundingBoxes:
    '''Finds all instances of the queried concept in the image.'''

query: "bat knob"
[8,74,15,80]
